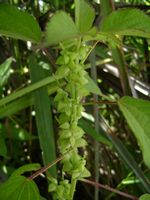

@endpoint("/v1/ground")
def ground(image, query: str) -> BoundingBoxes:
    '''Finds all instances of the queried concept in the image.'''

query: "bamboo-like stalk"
[89,46,100,200]
[100,0,132,96]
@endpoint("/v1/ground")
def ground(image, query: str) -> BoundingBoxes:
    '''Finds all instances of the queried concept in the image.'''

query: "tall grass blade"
[99,115,150,193]
[29,55,56,177]
[0,73,63,108]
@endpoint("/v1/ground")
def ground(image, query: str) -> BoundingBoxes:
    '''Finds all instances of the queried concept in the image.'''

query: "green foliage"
[101,8,150,38]
[118,96,150,168]
[0,0,150,199]
[0,176,41,200]
[79,118,111,146]
[10,163,40,178]
[140,194,150,200]
[75,0,95,33]
[45,11,78,45]
[0,3,42,43]
[51,39,91,199]
[0,95,32,119]
[29,55,56,177]
[0,131,7,157]
[0,57,13,87]
[0,73,63,107]
[85,74,102,95]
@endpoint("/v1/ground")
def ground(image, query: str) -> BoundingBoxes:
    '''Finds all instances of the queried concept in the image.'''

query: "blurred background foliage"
[0,0,150,199]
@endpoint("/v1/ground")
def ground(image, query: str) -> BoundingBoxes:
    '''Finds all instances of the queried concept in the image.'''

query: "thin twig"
[82,41,99,64]
[82,101,117,106]
[81,179,139,200]
[28,154,65,180]
[41,48,57,71]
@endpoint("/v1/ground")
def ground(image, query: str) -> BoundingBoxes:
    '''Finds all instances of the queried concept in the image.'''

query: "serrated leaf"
[0,3,42,43]
[101,9,150,38]
[75,0,95,33]
[11,163,41,178]
[0,57,13,87]
[140,194,150,200]
[118,96,150,168]
[44,11,78,45]
[0,176,40,200]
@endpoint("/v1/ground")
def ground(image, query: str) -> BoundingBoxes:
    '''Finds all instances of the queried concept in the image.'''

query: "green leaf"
[0,81,64,119]
[85,74,101,95]
[118,96,150,168]
[6,124,37,141]
[101,9,150,38]
[0,73,63,108]
[140,194,150,200]
[44,11,78,45]
[98,114,150,192]
[79,118,111,146]
[0,57,13,87]
[40,197,46,200]
[75,0,95,33]
[29,55,57,177]
[0,3,42,43]
[0,131,7,157]
[0,176,40,200]
[11,163,41,178]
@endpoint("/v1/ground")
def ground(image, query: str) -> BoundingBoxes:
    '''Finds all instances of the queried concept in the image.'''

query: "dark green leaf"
[0,81,63,119]
[0,3,42,43]
[75,0,95,33]
[118,96,150,168]
[0,73,63,108]
[44,11,78,45]
[99,114,150,192]
[0,57,13,87]
[0,95,32,119]
[0,131,7,157]
[101,9,150,38]
[29,55,57,177]
[0,176,40,200]
[11,163,40,178]
[40,196,46,200]
[79,118,111,146]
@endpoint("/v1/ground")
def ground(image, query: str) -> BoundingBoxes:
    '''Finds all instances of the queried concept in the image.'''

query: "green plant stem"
[100,0,132,96]
[69,178,77,200]
[111,48,132,95]
[82,101,117,106]
[89,44,100,200]
[100,0,115,18]
[81,179,139,200]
